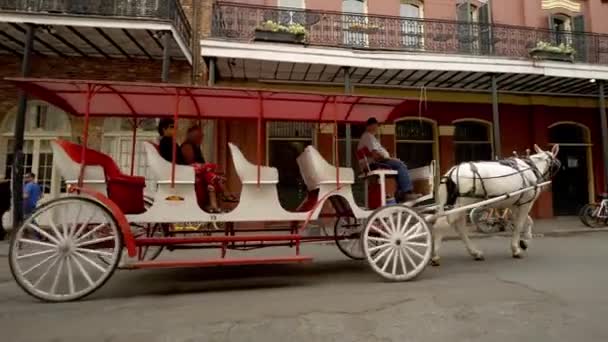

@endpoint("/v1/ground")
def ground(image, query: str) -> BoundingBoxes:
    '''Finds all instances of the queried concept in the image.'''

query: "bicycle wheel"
[470,207,501,234]
[579,204,605,228]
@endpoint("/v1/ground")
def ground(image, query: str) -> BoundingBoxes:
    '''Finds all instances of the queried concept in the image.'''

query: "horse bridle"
[521,151,560,182]
[541,151,561,180]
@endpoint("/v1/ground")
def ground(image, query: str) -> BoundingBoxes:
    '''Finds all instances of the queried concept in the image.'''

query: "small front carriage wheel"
[9,196,123,302]
[363,205,432,281]
[334,217,365,260]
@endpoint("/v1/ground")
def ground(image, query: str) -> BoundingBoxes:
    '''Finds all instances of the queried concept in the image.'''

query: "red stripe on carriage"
[135,234,303,245]
[129,256,313,269]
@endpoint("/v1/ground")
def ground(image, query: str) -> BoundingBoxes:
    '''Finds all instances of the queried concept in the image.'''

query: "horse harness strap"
[443,156,550,206]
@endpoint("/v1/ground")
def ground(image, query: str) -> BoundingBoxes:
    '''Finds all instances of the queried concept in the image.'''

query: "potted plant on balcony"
[348,23,383,34]
[254,20,308,44]
[529,42,575,62]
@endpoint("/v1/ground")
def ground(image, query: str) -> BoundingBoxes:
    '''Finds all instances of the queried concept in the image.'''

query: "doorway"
[549,123,592,216]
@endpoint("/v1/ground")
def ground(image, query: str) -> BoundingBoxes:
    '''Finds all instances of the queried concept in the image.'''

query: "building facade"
[1,0,608,221]
[0,0,199,225]
[200,0,608,218]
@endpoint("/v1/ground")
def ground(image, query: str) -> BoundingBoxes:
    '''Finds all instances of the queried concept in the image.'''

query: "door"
[552,146,589,215]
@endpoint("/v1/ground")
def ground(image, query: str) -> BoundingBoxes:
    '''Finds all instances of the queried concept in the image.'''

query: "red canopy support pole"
[171,91,181,189]
[257,93,263,188]
[333,97,340,186]
[129,119,139,176]
[78,84,95,187]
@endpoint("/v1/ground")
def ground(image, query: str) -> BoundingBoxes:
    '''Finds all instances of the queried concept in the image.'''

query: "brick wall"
[0,55,191,149]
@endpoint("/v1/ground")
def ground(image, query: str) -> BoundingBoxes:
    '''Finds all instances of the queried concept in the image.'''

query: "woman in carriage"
[157,119,235,213]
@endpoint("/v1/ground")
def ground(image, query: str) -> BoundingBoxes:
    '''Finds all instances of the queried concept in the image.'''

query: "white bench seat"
[228,143,278,185]
[297,146,354,191]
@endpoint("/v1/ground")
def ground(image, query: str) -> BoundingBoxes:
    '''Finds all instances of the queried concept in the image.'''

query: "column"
[491,74,502,159]
[11,23,35,229]
[343,66,352,167]
[599,80,608,192]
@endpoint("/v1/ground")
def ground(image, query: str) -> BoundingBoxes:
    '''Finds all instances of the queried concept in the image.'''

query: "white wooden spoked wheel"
[363,205,432,281]
[9,196,122,302]
[334,217,364,260]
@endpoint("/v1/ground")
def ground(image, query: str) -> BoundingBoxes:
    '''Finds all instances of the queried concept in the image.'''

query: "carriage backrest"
[228,143,278,184]
[50,140,108,183]
[296,146,354,190]
[142,142,195,182]
[356,147,372,173]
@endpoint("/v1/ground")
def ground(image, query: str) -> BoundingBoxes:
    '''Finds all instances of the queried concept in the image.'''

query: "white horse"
[431,144,561,265]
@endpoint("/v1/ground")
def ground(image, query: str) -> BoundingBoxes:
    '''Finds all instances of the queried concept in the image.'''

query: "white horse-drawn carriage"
[6,78,560,302]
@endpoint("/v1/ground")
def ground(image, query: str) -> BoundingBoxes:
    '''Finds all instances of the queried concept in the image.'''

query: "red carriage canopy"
[6,78,412,123]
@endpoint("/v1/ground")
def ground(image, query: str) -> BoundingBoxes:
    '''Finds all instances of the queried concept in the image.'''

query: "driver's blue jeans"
[374,159,413,193]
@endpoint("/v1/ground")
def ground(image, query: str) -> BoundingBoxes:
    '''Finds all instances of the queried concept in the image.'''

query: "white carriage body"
[49,139,437,225]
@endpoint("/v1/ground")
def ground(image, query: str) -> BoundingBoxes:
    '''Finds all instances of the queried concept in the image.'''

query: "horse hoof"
[474,254,485,261]
[512,253,523,259]
[431,259,441,267]
[519,240,528,250]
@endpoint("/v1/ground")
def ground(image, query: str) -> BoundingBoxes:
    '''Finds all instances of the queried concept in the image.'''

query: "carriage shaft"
[432,181,552,220]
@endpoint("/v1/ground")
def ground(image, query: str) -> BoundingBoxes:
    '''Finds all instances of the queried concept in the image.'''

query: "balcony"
[0,0,192,61]
[211,2,608,66]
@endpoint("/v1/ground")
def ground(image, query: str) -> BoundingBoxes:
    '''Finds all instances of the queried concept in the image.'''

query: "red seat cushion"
[56,139,145,214]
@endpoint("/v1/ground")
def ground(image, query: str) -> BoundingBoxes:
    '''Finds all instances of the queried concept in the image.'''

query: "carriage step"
[136,234,302,246]
[127,256,313,269]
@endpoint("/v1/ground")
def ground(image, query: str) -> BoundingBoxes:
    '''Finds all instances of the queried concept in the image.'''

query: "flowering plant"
[349,23,383,32]
[530,41,575,55]
[256,20,308,36]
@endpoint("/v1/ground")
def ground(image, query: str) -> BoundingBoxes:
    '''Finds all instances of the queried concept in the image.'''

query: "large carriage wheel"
[9,196,122,302]
[334,217,364,260]
[362,205,432,281]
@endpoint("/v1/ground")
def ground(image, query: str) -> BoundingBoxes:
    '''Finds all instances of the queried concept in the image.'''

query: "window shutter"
[573,15,584,32]
[456,3,468,21]
[478,3,491,54]
[547,14,555,31]
[573,15,586,62]
[478,3,489,24]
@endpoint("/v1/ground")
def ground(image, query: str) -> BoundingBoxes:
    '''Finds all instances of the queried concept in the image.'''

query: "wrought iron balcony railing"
[0,0,192,48]
[211,2,608,66]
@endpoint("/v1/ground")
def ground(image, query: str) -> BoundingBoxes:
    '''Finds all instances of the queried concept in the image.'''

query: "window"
[395,119,436,169]
[549,123,587,144]
[1,101,71,197]
[342,0,368,47]
[400,0,424,49]
[453,120,493,163]
[278,0,306,25]
[102,118,158,195]
[267,121,315,211]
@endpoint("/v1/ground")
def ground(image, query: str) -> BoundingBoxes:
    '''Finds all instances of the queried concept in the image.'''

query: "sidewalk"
[1,217,606,257]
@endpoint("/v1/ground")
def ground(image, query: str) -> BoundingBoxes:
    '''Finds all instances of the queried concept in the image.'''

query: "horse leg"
[510,204,532,258]
[451,213,485,261]
[431,217,448,266]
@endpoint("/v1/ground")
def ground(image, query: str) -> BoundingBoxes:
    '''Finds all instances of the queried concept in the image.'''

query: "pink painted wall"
[229,0,608,34]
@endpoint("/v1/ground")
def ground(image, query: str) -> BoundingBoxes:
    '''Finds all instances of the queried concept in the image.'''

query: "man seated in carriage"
[157,119,234,213]
[358,117,421,202]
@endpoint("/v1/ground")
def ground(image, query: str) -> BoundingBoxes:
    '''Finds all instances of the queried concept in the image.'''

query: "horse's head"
[530,144,561,180]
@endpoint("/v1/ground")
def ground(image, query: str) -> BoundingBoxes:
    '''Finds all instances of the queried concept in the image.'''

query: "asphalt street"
[1,233,607,342]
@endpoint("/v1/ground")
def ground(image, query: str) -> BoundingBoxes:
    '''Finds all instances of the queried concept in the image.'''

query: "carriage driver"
[358,117,421,202]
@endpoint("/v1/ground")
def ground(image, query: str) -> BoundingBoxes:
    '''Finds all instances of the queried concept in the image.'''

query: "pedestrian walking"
[23,173,41,237]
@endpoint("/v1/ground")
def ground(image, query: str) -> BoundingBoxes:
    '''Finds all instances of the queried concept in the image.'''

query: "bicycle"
[470,206,533,234]
[579,194,608,228]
